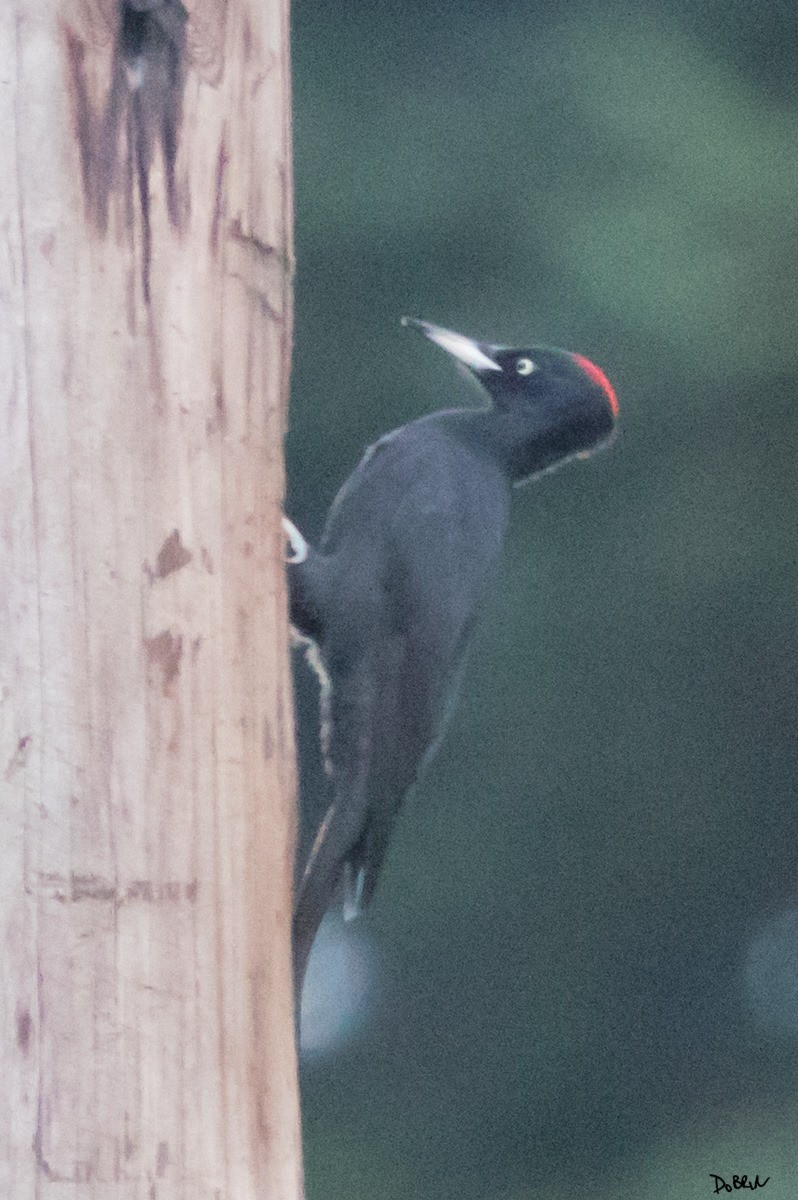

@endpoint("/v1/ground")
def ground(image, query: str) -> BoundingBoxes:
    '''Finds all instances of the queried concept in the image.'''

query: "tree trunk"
[0,2,302,1197]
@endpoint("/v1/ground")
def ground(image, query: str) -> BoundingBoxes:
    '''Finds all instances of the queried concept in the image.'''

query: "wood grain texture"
[0,1,302,1196]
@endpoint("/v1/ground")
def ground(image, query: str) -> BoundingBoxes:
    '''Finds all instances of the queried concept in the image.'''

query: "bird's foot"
[283,516,308,564]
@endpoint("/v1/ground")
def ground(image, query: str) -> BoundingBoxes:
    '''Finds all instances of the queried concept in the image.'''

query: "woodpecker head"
[402,317,618,477]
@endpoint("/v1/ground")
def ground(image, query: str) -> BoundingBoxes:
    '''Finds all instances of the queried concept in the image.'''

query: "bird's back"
[317,414,512,906]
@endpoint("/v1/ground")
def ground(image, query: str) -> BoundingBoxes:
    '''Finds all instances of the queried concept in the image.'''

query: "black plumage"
[287,318,618,1000]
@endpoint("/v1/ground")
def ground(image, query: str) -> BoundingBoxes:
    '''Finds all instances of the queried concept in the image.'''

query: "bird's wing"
[347,617,474,912]
[292,560,486,995]
[352,482,506,894]
[293,429,510,993]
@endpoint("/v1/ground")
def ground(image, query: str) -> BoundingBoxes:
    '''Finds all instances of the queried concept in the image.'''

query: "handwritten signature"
[710,1175,769,1194]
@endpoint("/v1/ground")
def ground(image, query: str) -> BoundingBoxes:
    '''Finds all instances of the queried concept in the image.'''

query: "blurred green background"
[285,1,798,1196]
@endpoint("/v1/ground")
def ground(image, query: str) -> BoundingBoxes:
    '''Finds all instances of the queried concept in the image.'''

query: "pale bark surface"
[0,1,301,1197]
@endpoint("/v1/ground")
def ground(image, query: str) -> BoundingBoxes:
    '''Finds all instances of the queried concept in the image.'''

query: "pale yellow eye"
[516,357,535,376]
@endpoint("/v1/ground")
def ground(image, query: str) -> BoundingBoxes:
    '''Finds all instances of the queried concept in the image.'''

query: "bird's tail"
[292,799,365,1005]
[293,805,335,1001]
[292,649,379,1019]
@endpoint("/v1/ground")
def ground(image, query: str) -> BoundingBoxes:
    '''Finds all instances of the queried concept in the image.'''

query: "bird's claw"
[283,516,309,564]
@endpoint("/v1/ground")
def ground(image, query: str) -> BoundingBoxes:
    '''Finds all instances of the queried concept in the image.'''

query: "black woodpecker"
[287,318,619,1001]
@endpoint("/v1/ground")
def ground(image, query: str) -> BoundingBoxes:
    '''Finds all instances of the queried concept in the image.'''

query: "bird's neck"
[442,406,569,484]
